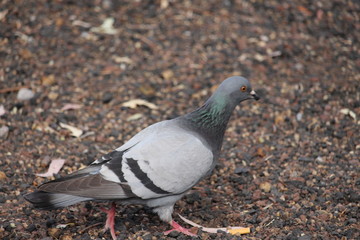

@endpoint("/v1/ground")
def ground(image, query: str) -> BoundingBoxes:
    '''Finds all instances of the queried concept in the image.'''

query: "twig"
[0,86,29,94]
[133,33,160,52]
[79,222,103,233]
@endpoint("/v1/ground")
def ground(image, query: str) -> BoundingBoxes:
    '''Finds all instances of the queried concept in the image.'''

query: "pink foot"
[100,202,117,240]
[164,220,197,236]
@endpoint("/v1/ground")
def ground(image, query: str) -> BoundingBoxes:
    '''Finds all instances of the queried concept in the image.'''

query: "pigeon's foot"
[100,202,117,240]
[164,220,197,237]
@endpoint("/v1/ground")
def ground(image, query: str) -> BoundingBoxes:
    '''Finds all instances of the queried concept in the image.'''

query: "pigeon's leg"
[164,220,197,236]
[100,202,117,240]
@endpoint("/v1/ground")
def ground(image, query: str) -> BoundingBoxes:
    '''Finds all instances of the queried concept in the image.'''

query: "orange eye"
[240,86,247,92]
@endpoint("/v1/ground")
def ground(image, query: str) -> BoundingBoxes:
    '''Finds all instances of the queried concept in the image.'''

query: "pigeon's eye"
[240,86,247,92]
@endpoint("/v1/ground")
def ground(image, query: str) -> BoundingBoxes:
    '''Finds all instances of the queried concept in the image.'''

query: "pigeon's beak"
[250,90,260,101]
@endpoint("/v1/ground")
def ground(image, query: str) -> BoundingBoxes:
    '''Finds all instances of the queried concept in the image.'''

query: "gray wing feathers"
[39,174,134,199]
[23,191,92,209]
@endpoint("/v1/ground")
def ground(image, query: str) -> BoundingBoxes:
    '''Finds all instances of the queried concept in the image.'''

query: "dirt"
[0,0,359,239]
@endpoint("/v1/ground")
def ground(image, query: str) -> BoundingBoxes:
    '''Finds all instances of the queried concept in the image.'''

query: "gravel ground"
[0,0,359,239]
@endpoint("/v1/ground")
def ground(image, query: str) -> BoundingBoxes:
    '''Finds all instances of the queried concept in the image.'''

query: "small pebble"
[0,105,5,116]
[162,69,174,80]
[298,156,312,162]
[298,234,311,240]
[17,88,35,101]
[102,92,113,104]
[26,224,37,232]
[234,166,250,174]
[0,126,9,139]
[296,112,303,121]
[260,182,272,192]
[48,228,61,238]
[60,235,73,240]
[41,156,51,167]
[316,156,324,162]
[347,218,357,224]
[0,171,7,181]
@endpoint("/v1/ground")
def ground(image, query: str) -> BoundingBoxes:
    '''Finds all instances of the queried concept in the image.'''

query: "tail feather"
[24,156,134,209]
[23,191,92,210]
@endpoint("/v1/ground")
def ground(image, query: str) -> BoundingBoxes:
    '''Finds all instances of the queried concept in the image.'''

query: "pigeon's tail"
[24,165,136,209]
[23,191,92,210]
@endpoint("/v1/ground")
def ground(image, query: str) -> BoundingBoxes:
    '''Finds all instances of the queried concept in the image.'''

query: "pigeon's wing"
[100,120,214,200]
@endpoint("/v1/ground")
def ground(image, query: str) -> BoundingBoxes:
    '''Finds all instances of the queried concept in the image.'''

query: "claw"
[164,219,197,236]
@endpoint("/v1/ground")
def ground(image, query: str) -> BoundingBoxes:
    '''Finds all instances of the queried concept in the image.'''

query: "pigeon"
[24,76,260,239]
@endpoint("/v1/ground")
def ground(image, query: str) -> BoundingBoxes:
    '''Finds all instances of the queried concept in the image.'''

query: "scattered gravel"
[0,0,359,239]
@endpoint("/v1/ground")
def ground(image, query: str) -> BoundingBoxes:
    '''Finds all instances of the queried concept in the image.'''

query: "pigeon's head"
[217,76,260,104]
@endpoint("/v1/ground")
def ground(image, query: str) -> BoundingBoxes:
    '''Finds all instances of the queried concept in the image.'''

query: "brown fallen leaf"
[122,99,158,110]
[41,74,56,86]
[19,49,33,59]
[101,65,122,75]
[139,83,156,97]
[0,171,7,181]
[297,6,312,16]
[36,159,65,177]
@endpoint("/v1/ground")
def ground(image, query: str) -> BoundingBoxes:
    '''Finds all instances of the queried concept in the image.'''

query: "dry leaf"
[59,122,83,137]
[19,49,33,59]
[127,113,143,121]
[178,214,250,235]
[297,6,312,16]
[72,20,92,28]
[122,99,158,110]
[101,65,122,75]
[61,103,82,111]
[41,74,56,86]
[340,108,356,121]
[139,83,156,97]
[112,56,133,64]
[36,159,65,177]
[91,18,118,35]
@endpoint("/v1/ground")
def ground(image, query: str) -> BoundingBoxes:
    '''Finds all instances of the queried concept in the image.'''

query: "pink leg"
[100,202,117,240]
[164,220,197,236]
